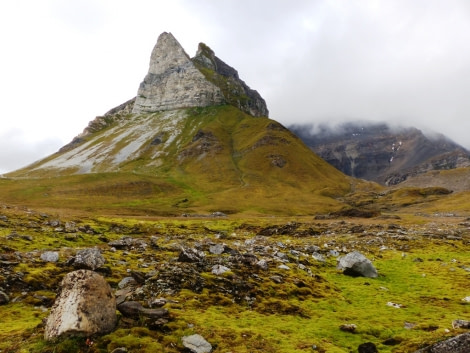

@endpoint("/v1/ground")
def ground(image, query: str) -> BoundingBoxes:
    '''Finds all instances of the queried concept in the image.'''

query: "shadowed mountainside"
[290,122,470,187]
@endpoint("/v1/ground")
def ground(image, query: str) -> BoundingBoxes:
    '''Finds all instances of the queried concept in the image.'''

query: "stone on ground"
[44,269,116,340]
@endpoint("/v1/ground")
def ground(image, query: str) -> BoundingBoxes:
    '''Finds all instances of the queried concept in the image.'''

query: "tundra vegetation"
[0,185,469,352]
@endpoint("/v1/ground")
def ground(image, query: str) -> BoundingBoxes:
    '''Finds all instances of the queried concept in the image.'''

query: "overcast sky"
[1,0,470,174]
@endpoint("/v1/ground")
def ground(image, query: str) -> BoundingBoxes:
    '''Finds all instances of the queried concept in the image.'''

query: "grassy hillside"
[3,106,353,216]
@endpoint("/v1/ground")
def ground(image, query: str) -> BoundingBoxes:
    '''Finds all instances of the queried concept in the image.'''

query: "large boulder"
[337,251,378,278]
[44,270,116,340]
[414,332,470,353]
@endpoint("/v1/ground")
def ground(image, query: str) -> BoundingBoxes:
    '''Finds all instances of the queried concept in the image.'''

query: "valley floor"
[1,206,469,352]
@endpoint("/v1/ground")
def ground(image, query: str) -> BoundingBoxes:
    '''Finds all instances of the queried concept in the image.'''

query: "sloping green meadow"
[1,210,469,353]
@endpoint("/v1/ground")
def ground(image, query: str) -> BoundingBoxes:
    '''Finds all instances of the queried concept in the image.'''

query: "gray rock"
[182,334,212,353]
[40,251,59,263]
[118,277,137,289]
[414,332,470,353]
[312,252,326,262]
[274,251,288,260]
[337,251,378,278]
[133,32,225,114]
[453,319,470,329]
[178,247,205,263]
[73,247,105,270]
[256,259,269,270]
[132,32,268,118]
[270,275,283,284]
[209,244,225,255]
[44,270,116,340]
[117,301,168,320]
[339,323,357,333]
[211,265,230,275]
[0,291,9,305]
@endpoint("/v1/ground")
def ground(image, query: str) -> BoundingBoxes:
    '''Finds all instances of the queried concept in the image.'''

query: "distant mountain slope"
[290,122,470,186]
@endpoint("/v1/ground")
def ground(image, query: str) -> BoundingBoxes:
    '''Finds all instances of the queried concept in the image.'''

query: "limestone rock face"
[133,32,225,114]
[132,32,268,117]
[44,270,116,340]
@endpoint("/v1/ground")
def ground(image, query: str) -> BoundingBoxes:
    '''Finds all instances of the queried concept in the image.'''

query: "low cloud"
[0,129,62,174]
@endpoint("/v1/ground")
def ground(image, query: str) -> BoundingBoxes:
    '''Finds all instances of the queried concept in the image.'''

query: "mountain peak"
[133,32,268,117]
[132,32,225,114]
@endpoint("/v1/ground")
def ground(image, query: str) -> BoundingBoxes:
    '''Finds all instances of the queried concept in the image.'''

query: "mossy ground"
[1,205,469,353]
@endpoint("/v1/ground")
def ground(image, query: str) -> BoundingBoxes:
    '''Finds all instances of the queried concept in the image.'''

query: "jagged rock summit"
[133,32,268,117]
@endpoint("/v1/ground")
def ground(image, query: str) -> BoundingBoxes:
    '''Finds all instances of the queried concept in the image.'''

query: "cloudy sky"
[1,0,470,173]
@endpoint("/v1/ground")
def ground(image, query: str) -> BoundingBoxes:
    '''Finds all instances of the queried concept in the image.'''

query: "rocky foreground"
[1,205,470,352]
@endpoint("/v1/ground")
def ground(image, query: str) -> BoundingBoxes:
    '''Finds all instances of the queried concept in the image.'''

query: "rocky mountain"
[290,122,470,187]
[6,32,352,215]
[133,32,268,117]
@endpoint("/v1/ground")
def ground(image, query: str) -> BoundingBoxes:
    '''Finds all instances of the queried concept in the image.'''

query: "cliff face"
[192,43,269,117]
[132,32,268,117]
[290,122,470,186]
[132,33,225,114]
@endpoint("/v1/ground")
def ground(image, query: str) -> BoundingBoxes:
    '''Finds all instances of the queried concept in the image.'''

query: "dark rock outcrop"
[192,42,268,117]
[290,121,470,186]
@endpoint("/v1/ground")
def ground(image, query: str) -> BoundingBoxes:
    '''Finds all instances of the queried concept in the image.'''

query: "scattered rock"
[40,251,59,263]
[339,323,357,333]
[337,251,378,278]
[209,244,225,255]
[0,291,9,305]
[211,265,230,275]
[182,334,213,353]
[453,319,470,329]
[178,247,205,263]
[118,277,137,289]
[414,332,470,353]
[148,298,167,307]
[117,301,169,320]
[108,236,148,250]
[386,301,404,309]
[358,342,378,353]
[462,296,470,302]
[312,252,325,262]
[72,247,105,270]
[44,270,117,340]
[256,259,269,270]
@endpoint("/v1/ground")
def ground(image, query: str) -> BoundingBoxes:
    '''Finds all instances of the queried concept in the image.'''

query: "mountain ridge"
[290,121,470,187]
